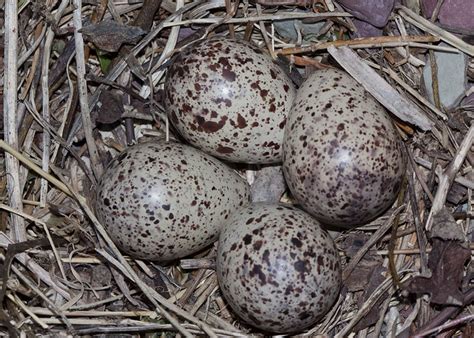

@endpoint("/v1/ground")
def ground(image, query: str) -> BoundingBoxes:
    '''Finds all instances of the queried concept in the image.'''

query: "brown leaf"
[353,265,388,331]
[403,238,470,305]
[341,233,383,292]
[80,20,146,53]
[431,208,468,243]
[96,90,124,125]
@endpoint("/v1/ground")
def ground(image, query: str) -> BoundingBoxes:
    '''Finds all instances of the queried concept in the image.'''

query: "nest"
[1,0,473,336]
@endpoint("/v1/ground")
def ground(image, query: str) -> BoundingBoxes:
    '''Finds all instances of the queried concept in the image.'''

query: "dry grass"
[1,0,473,336]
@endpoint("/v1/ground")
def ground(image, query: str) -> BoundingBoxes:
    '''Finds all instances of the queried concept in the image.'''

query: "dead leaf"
[340,233,384,292]
[80,20,146,53]
[353,265,388,331]
[403,238,470,305]
[431,208,468,243]
[96,90,124,125]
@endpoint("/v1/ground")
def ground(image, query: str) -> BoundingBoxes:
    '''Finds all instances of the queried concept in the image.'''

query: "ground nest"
[0,0,474,337]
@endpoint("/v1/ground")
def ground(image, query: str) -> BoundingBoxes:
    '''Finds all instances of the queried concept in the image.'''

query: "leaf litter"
[0,0,474,336]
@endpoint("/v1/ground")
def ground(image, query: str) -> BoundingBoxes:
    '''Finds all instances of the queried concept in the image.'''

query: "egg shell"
[217,203,341,333]
[164,36,296,164]
[95,141,250,262]
[283,67,406,227]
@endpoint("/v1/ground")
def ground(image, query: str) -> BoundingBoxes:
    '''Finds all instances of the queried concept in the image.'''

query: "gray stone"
[422,45,468,109]
[250,166,287,203]
[274,18,325,43]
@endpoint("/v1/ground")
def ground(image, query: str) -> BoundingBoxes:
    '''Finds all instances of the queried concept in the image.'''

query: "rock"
[422,44,468,109]
[351,18,384,38]
[337,0,395,27]
[422,0,474,32]
[274,17,325,43]
[250,166,287,203]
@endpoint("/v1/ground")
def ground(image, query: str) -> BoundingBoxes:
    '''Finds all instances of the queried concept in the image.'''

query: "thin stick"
[162,11,352,27]
[40,19,53,208]
[0,206,67,280]
[365,60,448,121]
[18,25,46,68]
[3,0,26,242]
[414,156,474,190]
[278,35,439,55]
[7,294,49,329]
[426,124,474,231]
[342,206,405,281]
[0,233,71,300]
[40,0,70,208]
[0,140,72,197]
[72,0,103,179]
[335,277,394,338]
[413,314,474,337]
[10,263,74,331]
[256,3,276,59]
[397,5,474,56]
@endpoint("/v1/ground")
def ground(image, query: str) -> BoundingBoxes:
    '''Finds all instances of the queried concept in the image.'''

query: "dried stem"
[426,124,474,231]
[72,0,103,179]
[3,0,26,242]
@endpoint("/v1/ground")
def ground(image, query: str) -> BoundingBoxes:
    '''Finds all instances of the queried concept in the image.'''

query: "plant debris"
[404,238,470,306]
[1,0,474,336]
[80,20,146,53]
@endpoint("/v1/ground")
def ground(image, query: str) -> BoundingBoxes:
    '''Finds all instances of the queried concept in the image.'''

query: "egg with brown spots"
[283,67,406,228]
[95,141,250,262]
[164,36,296,164]
[217,203,341,333]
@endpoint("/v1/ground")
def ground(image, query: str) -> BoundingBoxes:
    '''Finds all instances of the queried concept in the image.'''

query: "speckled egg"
[217,203,341,333]
[283,67,406,227]
[95,141,250,262]
[164,36,296,164]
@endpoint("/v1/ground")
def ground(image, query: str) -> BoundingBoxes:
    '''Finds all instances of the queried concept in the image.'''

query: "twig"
[397,5,474,56]
[413,156,474,190]
[72,0,103,179]
[414,314,474,337]
[0,203,67,280]
[256,3,276,59]
[413,289,474,336]
[140,0,185,98]
[406,169,429,272]
[7,294,49,329]
[0,140,73,197]
[342,205,405,281]
[40,0,70,208]
[426,124,474,231]
[0,233,71,300]
[3,0,26,242]
[278,35,439,55]
[365,59,448,121]
[335,277,394,338]
[162,11,352,27]
[40,21,53,209]
[18,25,46,68]
[190,275,218,315]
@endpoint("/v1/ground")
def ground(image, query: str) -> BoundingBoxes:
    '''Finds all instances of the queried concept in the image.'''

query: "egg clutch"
[95,36,406,334]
